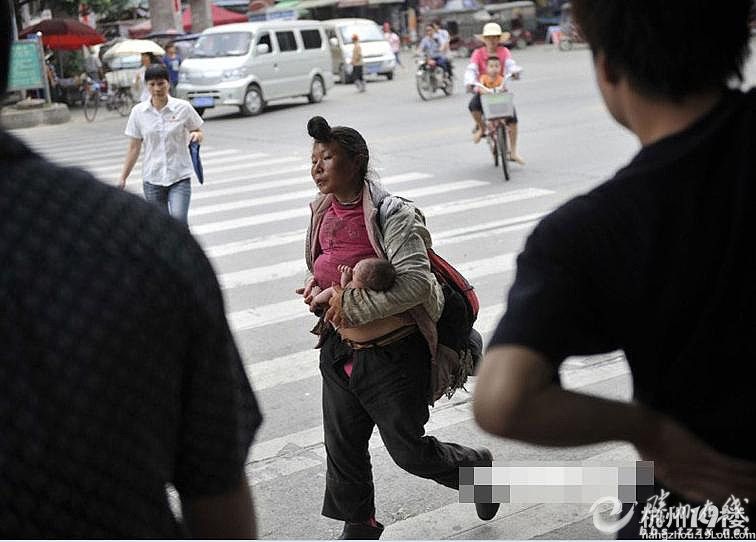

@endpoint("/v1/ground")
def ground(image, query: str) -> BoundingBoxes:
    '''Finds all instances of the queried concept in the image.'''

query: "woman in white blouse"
[119,64,203,224]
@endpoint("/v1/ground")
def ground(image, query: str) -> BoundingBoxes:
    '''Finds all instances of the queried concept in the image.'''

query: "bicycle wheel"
[83,90,99,122]
[116,90,132,117]
[497,124,510,181]
[488,129,498,167]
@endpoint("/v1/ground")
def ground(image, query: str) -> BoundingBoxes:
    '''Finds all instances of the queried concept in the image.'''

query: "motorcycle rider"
[417,24,451,79]
[464,22,524,164]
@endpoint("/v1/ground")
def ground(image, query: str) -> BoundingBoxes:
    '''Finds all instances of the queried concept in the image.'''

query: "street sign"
[8,40,45,91]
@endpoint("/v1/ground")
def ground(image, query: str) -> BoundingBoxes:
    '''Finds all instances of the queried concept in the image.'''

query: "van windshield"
[339,24,384,43]
[191,32,252,57]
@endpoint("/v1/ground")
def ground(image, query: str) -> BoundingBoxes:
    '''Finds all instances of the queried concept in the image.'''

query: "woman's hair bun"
[307,116,332,141]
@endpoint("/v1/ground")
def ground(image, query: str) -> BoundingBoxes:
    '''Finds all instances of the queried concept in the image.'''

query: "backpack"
[378,196,483,405]
[428,248,483,404]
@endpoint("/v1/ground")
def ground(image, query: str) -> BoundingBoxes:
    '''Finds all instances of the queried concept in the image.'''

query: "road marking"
[58,148,240,168]
[88,152,268,174]
[191,173,441,216]
[193,171,431,202]
[203,211,546,260]
[191,164,310,188]
[227,248,516,330]
[194,187,554,236]
[245,302,508,392]
[219,241,514,290]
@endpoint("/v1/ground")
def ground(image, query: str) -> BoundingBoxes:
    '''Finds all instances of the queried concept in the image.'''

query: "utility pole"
[190,0,212,33]
[149,0,182,33]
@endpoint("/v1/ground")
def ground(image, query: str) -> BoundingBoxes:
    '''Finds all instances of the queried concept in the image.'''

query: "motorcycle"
[415,56,453,101]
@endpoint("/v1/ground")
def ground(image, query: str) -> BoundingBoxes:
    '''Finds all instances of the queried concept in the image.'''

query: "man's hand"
[118,176,127,190]
[190,130,203,144]
[636,415,756,504]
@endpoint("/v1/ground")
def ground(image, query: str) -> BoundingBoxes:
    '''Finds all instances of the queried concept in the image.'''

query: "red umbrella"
[20,19,106,50]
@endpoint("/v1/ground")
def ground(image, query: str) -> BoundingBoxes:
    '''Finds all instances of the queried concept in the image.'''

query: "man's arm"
[119,137,142,189]
[474,345,756,503]
[182,476,257,539]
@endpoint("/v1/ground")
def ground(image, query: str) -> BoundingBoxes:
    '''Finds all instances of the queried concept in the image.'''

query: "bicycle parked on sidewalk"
[473,79,516,181]
[81,76,133,122]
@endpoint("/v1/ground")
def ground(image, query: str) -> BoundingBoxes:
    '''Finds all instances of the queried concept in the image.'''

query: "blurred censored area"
[459,461,654,504]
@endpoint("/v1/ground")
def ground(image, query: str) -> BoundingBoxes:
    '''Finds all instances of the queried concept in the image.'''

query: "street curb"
[0,103,71,129]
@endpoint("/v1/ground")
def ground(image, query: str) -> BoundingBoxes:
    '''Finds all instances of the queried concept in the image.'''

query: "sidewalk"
[383,444,636,540]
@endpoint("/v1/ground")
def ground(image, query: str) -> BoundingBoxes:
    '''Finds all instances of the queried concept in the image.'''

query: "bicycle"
[473,80,516,181]
[81,77,133,122]
[81,76,101,122]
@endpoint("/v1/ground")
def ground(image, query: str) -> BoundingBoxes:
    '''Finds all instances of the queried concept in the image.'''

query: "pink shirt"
[313,199,376,290]
[470,46,512,80]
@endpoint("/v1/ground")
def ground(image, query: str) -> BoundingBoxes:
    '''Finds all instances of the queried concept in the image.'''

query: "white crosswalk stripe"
[192,187,553,236]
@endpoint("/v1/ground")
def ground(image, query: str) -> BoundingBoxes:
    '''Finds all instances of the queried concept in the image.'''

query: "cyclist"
[417,24,451,78]
[464,22,524,164]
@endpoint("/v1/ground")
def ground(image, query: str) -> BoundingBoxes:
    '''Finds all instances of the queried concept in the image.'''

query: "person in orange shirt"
[479,56,504,91]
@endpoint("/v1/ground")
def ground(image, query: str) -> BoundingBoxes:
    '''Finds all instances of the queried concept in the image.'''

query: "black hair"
[486,56,501,64]
[1,0,12,94]
[357,258,396,291]
[307,116,370,184]
[571,0,751,101]
[144,63,170,83]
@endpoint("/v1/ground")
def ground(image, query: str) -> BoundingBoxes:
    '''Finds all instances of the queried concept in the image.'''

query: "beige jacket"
[305,181,443,345]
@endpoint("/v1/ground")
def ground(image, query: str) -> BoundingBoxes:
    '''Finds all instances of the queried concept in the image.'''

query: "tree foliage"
[15,0,135,21]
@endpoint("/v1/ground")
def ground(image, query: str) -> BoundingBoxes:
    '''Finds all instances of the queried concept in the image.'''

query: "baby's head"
[351,258,396,291]
[486,56,501,79]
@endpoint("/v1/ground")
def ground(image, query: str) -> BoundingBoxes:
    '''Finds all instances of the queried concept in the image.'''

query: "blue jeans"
[142,178,191,224]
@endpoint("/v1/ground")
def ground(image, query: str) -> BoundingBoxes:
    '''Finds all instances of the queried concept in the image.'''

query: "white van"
[175,20,334,116]
[323,18,396,83]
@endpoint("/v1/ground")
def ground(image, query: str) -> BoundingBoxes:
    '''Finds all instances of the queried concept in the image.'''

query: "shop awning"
[368,0,404,5]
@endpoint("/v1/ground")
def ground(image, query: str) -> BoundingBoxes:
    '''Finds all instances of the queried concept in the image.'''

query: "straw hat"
[475,22,511,43]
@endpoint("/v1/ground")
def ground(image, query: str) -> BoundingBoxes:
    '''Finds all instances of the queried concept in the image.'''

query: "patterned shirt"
[0,129,261,538]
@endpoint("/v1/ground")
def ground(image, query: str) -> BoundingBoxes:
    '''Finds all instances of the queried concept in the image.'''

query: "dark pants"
[319,329,485,522]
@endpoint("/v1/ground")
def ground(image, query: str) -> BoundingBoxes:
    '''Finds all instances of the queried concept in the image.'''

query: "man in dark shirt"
[474,0,756,536]
[0,7,262,538]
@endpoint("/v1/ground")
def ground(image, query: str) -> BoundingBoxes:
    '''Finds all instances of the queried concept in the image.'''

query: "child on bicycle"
[479,56,505,92]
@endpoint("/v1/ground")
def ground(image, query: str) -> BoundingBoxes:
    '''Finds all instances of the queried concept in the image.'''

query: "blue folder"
[189,141,204,184]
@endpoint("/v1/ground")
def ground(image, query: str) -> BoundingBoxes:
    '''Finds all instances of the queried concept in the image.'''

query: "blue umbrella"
[189,140,203,184]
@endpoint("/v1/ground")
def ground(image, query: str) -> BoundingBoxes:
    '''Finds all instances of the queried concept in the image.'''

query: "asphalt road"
[12,40,756,540]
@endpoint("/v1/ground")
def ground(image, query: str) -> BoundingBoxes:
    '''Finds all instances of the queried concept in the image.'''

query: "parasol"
[20,18,105,50]
[102,39,166,59]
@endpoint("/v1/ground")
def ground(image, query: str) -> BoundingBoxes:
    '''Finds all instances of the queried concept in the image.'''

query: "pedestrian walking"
[119,63,203,225]
[0,6,262,537]
[162,43,182,95]
[134,52,161,103]
[474,0,756,538]
[297,115,498,540]
[351,34,366,92]
[383,22,402,67]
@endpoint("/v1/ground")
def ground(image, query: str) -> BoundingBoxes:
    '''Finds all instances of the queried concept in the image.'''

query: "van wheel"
[240,85,264,116]
[339,64,352,84]
[308,76,325,103]
[385,71,394,81]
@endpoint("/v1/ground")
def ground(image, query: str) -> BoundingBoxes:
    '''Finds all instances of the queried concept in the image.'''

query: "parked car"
[323,18,396,83]
[175,20,334,116]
